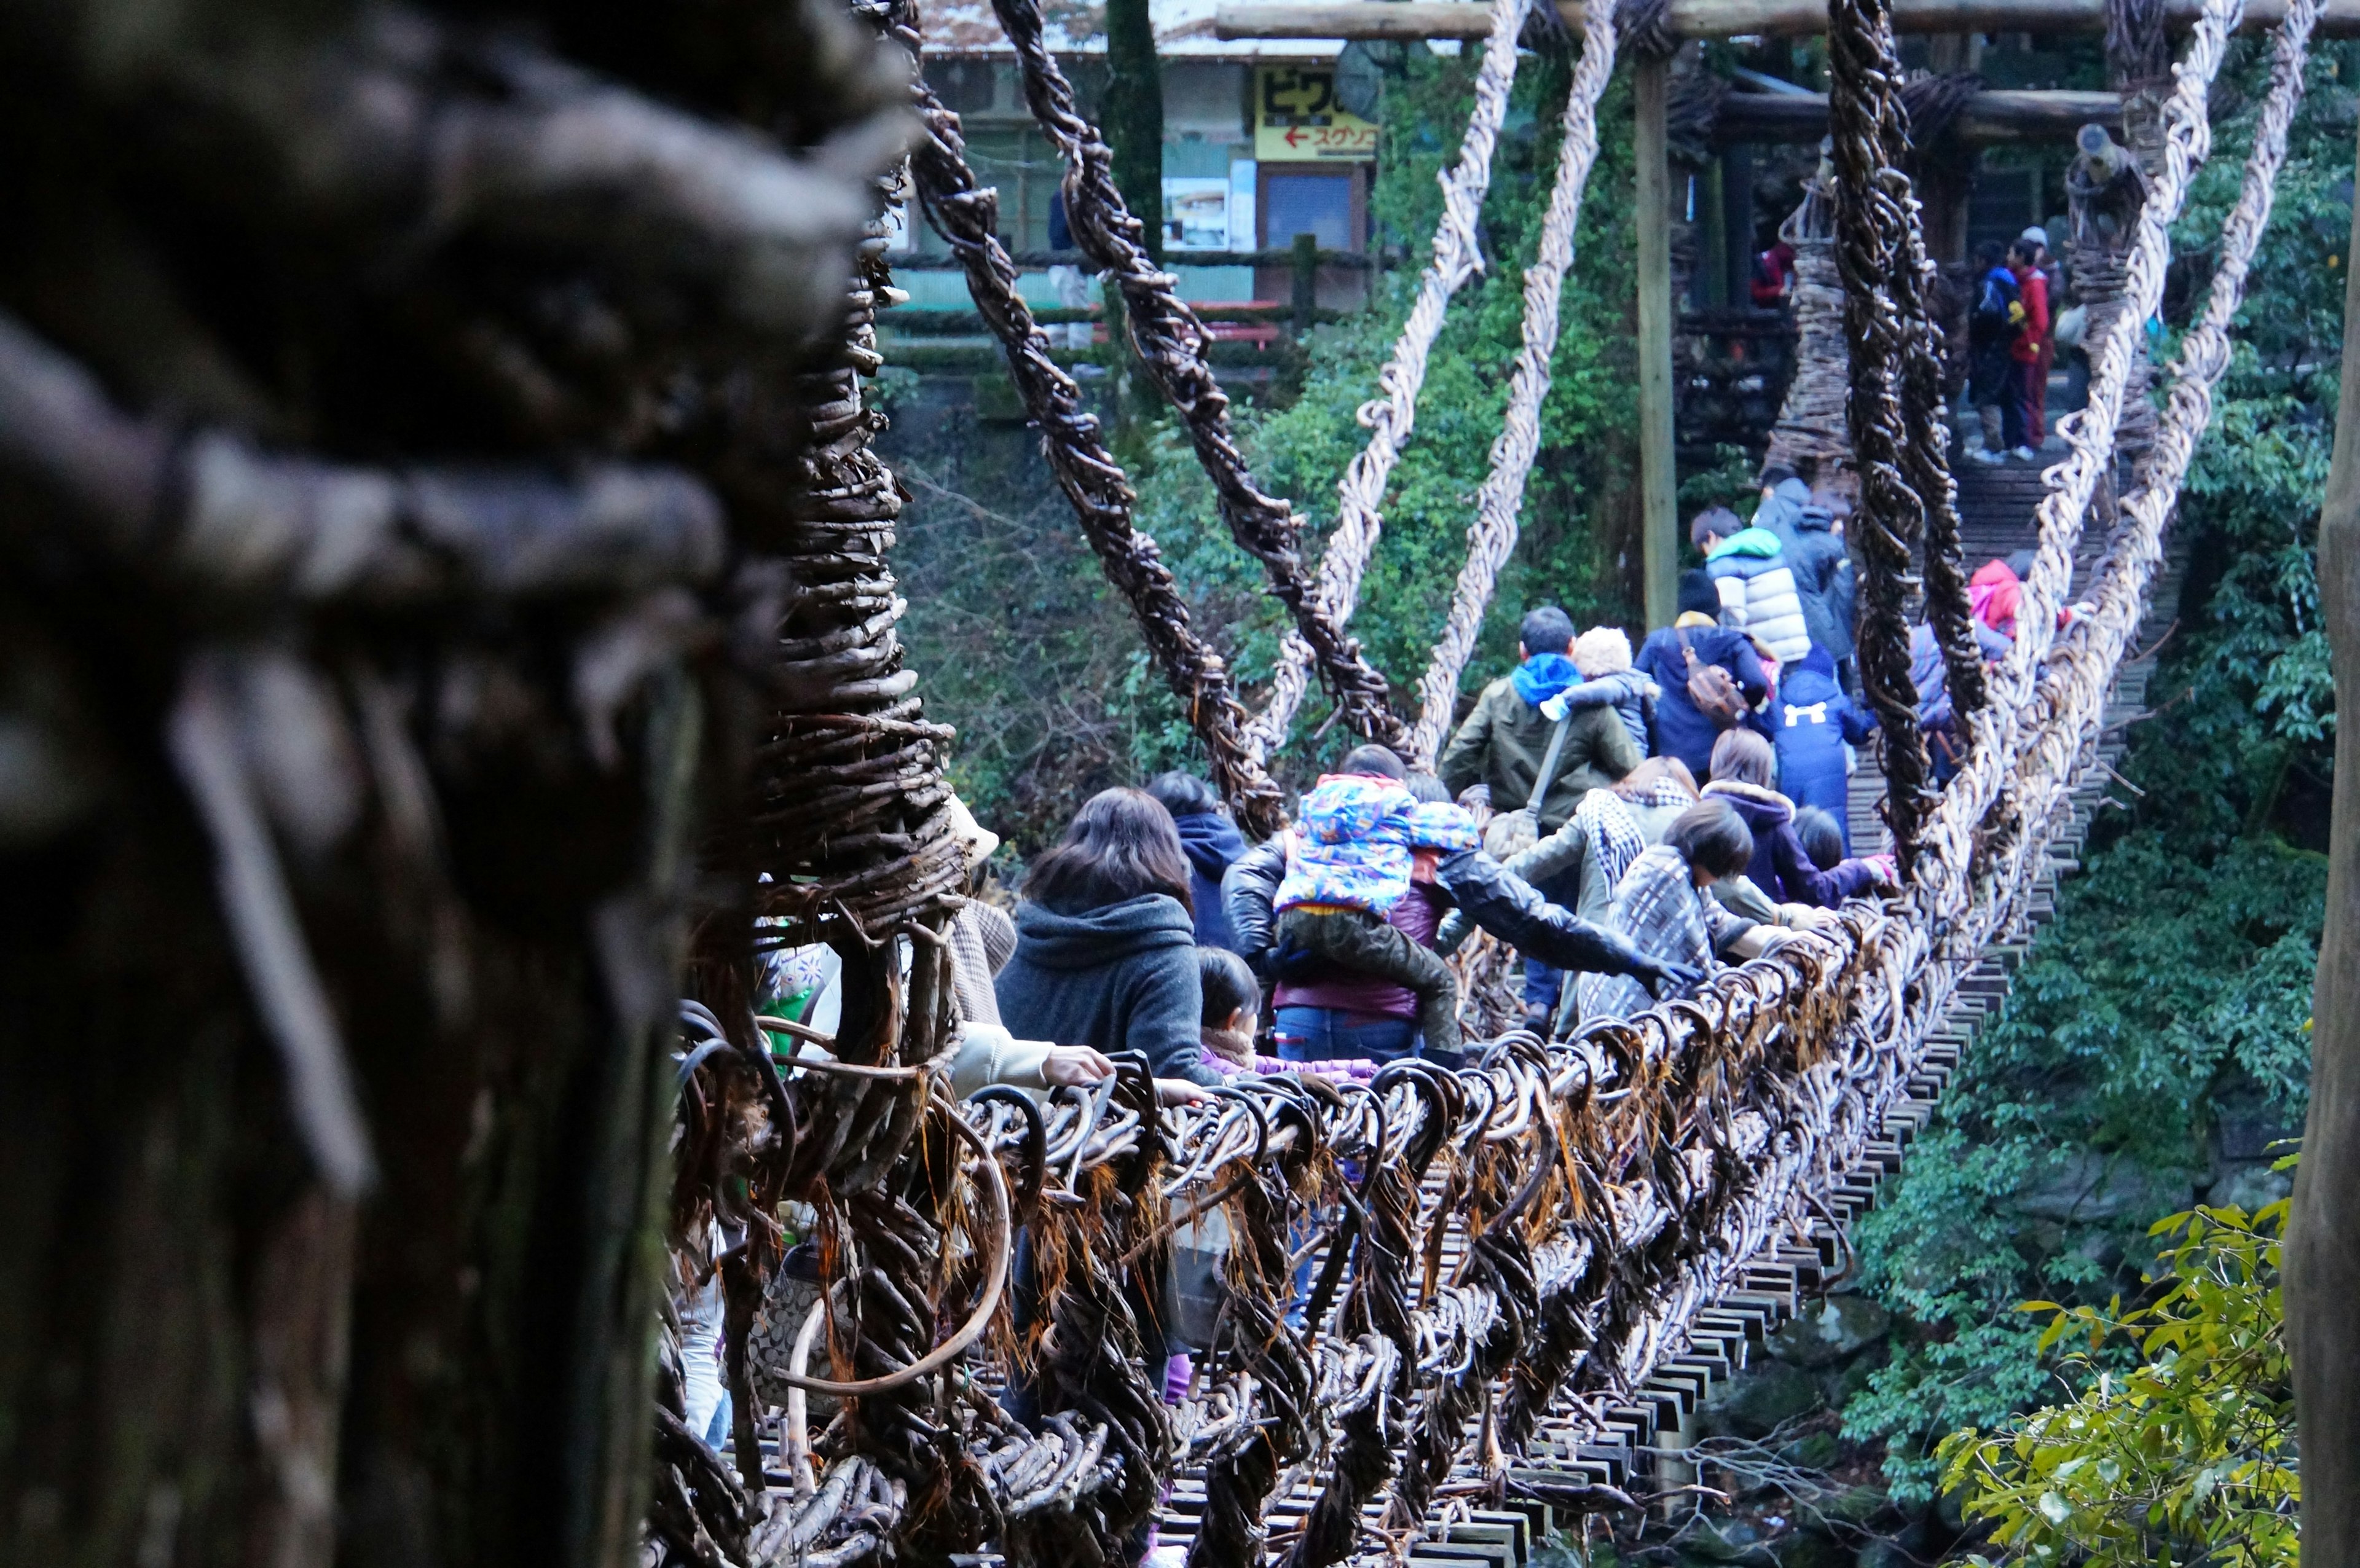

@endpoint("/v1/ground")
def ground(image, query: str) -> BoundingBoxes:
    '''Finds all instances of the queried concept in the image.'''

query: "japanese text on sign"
[1254,66,1378,162]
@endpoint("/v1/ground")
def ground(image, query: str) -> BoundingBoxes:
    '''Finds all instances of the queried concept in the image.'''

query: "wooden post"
[2289,110,2360,1568]
[1293,231,1321,338]
[1636,55,1679,629]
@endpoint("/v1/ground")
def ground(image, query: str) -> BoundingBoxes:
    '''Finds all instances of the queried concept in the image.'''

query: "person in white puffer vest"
[1692,506,1812,668]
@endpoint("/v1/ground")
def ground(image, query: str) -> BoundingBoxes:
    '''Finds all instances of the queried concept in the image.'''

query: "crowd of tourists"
[1966,225,2080,464]
[671,462,2044,1483]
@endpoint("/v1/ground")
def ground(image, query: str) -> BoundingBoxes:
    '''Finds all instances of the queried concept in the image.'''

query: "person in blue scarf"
[1147,770,1251,952]
[1439,606,1643,836]
[1439,605,1644,1032]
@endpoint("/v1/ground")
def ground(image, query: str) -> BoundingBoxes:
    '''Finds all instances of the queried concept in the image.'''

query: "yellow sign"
[1254,66,1378,161]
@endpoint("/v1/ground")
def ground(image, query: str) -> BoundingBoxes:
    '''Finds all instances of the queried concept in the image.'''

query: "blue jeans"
[1272,1006,1415,1064]
[1522,959,1564,1019]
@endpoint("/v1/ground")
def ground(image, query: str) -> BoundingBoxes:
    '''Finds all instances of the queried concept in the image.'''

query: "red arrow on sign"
[1284,127,1304,147]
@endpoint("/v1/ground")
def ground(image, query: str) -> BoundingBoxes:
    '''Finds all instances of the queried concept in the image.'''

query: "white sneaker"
[2012,445,2039,461]
[1969,448,2004,465]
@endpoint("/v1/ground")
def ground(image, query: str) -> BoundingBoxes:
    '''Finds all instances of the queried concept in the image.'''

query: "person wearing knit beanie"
[1677,569,1722,622]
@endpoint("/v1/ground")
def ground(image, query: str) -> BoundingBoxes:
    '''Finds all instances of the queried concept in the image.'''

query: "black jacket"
[1222,837,1654,981]
[995,895,1219,1085]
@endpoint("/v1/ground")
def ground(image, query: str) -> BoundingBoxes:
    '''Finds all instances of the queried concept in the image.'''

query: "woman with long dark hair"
[996,786,1221,1086]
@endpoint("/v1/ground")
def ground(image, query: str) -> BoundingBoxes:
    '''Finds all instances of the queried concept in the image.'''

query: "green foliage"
[1841,833,2321,1499]
[1123,40,1645,775]
[1937,1190,2297,1568]
[2137,41,2359,849]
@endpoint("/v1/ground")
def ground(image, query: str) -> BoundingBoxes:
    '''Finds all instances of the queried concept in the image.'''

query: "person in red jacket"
[1750,238,1797,308]
[2020,226,2061,444]
[2007,237,2050,462]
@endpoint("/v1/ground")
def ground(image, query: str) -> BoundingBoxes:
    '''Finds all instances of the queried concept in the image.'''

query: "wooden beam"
[1214,0,2360,39]
[1713,88,2124,143]
[1636,56,1678,631]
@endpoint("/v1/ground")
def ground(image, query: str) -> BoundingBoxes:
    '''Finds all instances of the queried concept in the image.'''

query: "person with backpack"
[1634,570,1773,781]
[1967,240,2023,465]
[2008,236,2051,461]
[1694,505,1812,668]
[1751,466,1854,668]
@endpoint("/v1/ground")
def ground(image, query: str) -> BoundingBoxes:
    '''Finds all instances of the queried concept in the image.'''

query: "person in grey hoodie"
[1751,467,1855,670]
[996,786,1223,1086]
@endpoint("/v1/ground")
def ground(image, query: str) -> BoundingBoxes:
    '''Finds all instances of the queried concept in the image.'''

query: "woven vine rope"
[1245,0,1532,764]
[982,0,1407,753]
[899,7,1287,833]
[1405,9,1622,766]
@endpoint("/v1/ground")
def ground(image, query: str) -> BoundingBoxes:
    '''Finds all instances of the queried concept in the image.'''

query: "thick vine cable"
[895,10,1287,834]
[1245,0,1532,764]
[1827,0,1943,874]
[1915,0,2238,915]
[1894,190,1988,735]
[1405,10,1621,767]
[982,0,1407,752]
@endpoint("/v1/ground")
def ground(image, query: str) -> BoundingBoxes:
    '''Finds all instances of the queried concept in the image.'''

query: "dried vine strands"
[1826,0,1942,872]
[1404,6,1623,767]
[1183,1084,1324,1568]
[896,6,1286,834]
[1915,0,2238,917]
[980,0,1407,755]
[1245,0,1533,764]
[743,247,967,942]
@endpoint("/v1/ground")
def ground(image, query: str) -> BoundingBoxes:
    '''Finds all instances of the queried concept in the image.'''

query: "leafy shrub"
[1937,1190,2296,1568]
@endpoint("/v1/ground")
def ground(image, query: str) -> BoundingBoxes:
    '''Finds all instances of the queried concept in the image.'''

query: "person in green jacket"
[1438,605,1642,834]
[1438,605,1644,1031]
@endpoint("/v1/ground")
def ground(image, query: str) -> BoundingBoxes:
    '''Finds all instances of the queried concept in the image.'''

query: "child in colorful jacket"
[1270,771,1479,1060]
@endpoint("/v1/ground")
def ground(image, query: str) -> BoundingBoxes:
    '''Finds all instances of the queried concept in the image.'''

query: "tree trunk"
[2288,111,2360,1568]
[1104,0,1166,268]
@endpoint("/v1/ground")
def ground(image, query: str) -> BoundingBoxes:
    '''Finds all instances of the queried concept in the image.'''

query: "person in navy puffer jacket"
[1634,571,1773,780]
[1147,770,1250,952]
[1700,731,1888,908]
[1769,646,1876,852]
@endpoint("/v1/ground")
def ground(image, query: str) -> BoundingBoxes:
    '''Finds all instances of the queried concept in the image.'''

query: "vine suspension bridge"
[0,0,2331,1561]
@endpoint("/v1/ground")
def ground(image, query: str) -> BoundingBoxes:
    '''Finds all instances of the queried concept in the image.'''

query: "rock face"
[1768,1295,1892,1368]
[1703,1358,1824,1439]
[2012,1149,2195,1223]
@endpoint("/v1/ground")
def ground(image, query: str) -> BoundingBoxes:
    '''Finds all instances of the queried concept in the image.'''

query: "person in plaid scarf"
[1578,798,1777,1021]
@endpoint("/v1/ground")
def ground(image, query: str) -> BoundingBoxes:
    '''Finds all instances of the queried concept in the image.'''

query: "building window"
[932,58,995,114]
[1261,170,1356,251]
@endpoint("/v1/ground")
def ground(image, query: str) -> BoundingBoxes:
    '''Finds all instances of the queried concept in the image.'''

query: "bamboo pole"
[1636,56,1678,630]
[1214,0,2360,37]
